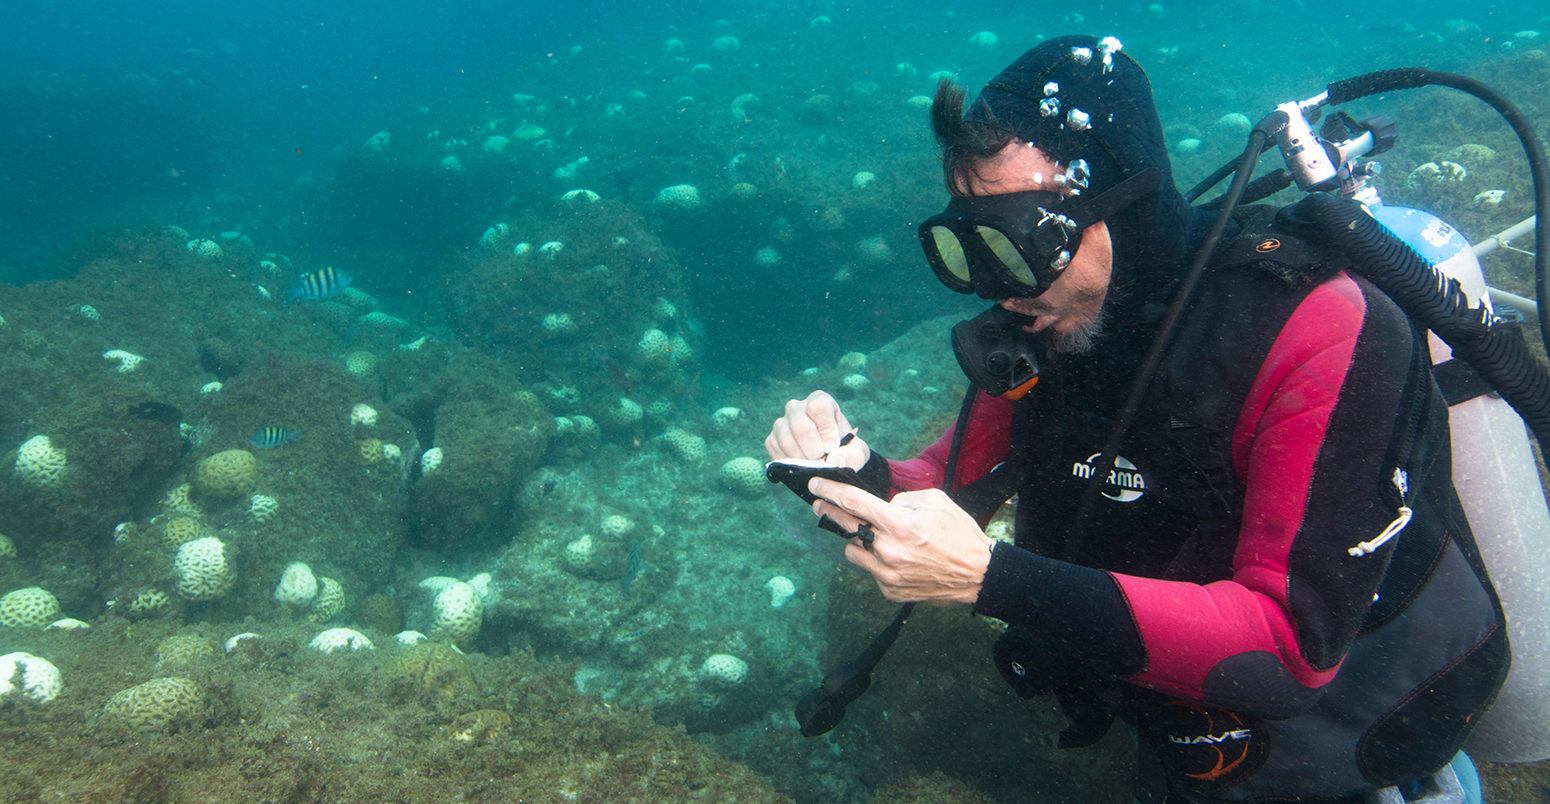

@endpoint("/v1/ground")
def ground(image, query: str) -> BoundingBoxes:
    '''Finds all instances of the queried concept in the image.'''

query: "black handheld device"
[764,458,881,547]
[765,459,870,504]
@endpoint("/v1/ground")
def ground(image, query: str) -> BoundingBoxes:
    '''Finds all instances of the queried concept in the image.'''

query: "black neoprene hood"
[966,34,1165,199]
[964,34,1205,310]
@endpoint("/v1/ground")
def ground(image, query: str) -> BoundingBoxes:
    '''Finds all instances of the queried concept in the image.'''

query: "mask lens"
[925,225,972,285]
[974,225,1040,290]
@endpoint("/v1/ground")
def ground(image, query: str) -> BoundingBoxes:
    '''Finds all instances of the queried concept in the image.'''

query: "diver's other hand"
[811,482,993,606]
[766,390,870,469]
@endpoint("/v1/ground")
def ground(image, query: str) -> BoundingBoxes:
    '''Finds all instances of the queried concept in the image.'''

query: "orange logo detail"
[1255,238,1280,253]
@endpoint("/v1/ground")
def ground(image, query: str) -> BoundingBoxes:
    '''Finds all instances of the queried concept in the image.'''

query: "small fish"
[621,542,644,594]
[287,266,352,302]
[128,401,183,423]
[248,427,300,449]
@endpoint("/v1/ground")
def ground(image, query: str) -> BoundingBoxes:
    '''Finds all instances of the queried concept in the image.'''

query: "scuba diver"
[766,35,1530,803]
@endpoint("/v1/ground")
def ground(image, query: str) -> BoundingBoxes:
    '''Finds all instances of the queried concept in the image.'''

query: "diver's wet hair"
[931,79,1017,196]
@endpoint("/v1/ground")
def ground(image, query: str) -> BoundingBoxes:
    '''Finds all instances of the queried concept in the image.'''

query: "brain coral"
[172,537,236,600]
[192,449,257,499]
[661,427,707,463]
[274,562,319,608]
[102,677,206,731]
[154,634,218,671]
[700,653,750,688]
[14,435,66,489]
[719,457,767,498]
[430,581,483,646]
[127,589,171,618]
[160,516,208,549]
[447,708,513,746]
[0,652,62,704]
[378,641,476,701]
[309,627,374,654]
[654,183,704,208]
[0,587,61,627]
[307,576,345,622]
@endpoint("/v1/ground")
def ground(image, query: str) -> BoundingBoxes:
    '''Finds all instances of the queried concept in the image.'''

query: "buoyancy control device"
[1178,68,1550,764]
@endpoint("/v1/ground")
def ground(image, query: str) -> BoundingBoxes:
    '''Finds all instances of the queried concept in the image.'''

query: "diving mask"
[919,167,1162,299]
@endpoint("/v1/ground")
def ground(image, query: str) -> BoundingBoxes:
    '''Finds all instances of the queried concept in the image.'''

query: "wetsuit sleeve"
[885,392,1014,494]
[976,273,1414,717]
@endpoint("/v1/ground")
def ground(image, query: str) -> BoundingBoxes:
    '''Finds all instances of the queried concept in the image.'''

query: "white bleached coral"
[765,576,796,608]
[308,628,374,654]
[700,653,749,688]
[430,581,483,646]
[249,494,279,522]
[654,184,703,209]
[420,447,444,475]
[600,514,635,538]
[719,457,767,497]
[102,349,145,373]
[711,407,743,429]
[839,373,871,394]
[0,652,62,704]
[601,396,644,431]
[224,633,261,653]
[1407,160,1467,188]
[185,238,223,259]
[172,536,236,600]
[563,534,596,572]
[274,562,319,608]
[636,328,674,366]
[968,31,999,48]
[661,427,707,463]
[351,403,378,427]
[1473,189,1507,207]
[14,435,66,489]
[479,223,509,247]
[541,312,577,336]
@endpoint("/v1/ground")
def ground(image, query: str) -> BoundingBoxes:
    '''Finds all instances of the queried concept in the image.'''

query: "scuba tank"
[1369,205,1550,764]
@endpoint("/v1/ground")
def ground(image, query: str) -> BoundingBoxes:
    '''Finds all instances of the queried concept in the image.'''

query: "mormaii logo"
[1071,453,1146,502]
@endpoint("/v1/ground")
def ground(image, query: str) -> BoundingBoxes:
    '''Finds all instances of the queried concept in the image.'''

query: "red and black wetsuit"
[863,213,1507,802]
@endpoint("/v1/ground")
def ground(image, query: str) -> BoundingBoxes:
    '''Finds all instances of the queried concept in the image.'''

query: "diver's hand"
[766,390,870,470]
[809,481,993,606]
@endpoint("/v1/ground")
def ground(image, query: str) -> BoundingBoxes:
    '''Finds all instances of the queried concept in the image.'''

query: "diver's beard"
[1043,299,1109,355]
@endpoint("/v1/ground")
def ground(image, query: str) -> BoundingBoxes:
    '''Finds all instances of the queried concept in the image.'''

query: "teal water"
[1,1,1547,801]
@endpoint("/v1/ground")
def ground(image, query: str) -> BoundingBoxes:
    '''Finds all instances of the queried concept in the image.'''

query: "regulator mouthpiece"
[951,306,1042,399]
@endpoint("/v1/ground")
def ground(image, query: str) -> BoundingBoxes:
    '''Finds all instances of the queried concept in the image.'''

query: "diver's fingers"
[827,436,871,471]
[812,497,865,532]
[802,390,853,446]
[843,542,913,602]
[770,397,828,459]
[809,477,897,531]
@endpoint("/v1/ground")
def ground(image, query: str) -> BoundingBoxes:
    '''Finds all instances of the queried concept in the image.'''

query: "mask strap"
[1062,167,1162,228]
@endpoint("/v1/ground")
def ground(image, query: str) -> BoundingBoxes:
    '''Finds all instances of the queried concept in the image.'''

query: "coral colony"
[1,9,1545,804]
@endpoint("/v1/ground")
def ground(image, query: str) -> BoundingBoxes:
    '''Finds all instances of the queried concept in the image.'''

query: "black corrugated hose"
[1282,192,1550,448]
[1325,67,1550,353]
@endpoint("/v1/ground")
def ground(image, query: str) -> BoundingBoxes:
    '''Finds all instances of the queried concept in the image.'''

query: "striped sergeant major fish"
[249,426,300,449]
[287,266,352,302]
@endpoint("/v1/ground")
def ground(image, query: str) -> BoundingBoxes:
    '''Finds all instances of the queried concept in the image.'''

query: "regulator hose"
[1326,68,1550,351]
[1281,192,1550,447]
